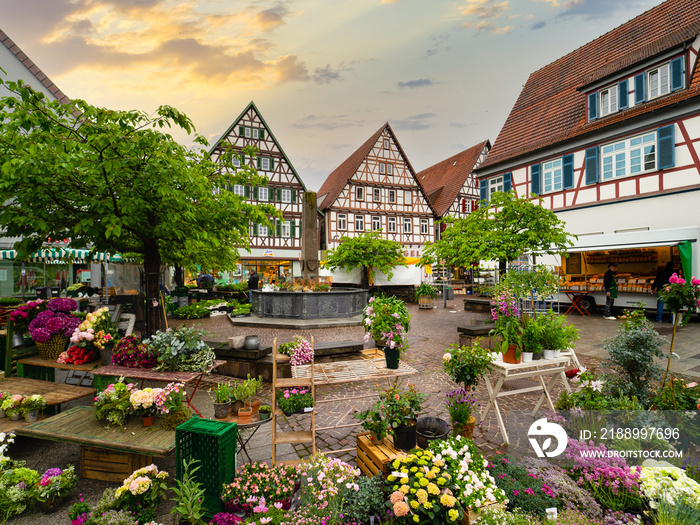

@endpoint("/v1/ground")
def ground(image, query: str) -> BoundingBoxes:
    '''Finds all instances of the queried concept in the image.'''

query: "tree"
[0,80,278,335]
[420,191,576,273]
[321,230,406,289]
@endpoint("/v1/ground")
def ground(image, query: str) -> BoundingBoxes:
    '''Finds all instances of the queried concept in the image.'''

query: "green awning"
[0,248,125,263]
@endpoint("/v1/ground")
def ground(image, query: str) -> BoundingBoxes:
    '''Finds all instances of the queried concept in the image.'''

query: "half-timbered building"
[210,101,307,284]
[475,0,700,311]
[317,123,436,271]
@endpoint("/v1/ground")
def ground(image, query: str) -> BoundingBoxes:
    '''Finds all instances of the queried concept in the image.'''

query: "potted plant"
[70,305,119,365]
[94,378,136,427]
[1,394,24,420]
[362,295,411,369]
[130,387,163,426]
[278,336,314,366]
[35,465,79,513]
[442,340,493,391]
[113,464,169,523]
[414,282,438,309]
[354,406,388,443]
[237,374,263,423]
[489,289,523,363]
[157,381,191,431]
[111,335,157,368]
[445,387,480,438]
[29,298,81,360]
[519,315,543,362]
[276,387,314,416]
[258,404,272,420]
[20,394,46,422]
[9,298,47,334]
[68,494,91,525]
[209,382,233,419]
[144,326,216,372]
[538,310,580,358]
[377,380,427,451]
[0,391,9,418]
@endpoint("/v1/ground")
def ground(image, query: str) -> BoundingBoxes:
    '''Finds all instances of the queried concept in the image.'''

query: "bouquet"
[71,306,118,351]
[130,387,165,417]
[145,327,216,372]
[114,464,169,524]
[20,394,46,415]
[278,336,314,366]
[9,299,47,333]
[94,378,136,427]
[28,298,80,344]
[276,387,313,415]
[1,394,25,418]
[112,335,157,368]
[35,465,79,502]
[57,345,97,365]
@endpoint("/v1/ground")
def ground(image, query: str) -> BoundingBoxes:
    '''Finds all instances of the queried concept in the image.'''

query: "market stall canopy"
[0,248,126,263]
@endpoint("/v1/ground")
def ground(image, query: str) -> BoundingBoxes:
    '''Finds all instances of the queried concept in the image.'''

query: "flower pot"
[142,415,155,427]
[417,296,434,309]
[521,351,533,363]
[543,349,556,360]
[238,407,252,424]
[36,334,68,360]
[213,402,230,419]
[453,416,477,439]
[249,398,262,416]
[0,409,5,419]
[100,346,114,366]
[24,410,39,423]
[503,345,521,364]
[384,346,400,370]
[532,352,543,361]
[554,349,561,358]
[416,417,450,449]
[393,421,417,451]
[259,411,271,421]
[10,413,21,421]
[230,399,245,413]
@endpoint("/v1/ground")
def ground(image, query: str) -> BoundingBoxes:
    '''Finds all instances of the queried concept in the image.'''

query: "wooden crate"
[81,446,152,482]
[356,433,406,476]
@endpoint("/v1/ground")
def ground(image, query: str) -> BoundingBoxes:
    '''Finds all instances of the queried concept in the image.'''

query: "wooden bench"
[457,323,498,350]
[314,340,364,358]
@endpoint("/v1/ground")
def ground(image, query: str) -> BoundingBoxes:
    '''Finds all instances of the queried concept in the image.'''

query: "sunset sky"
[1,0,664,191]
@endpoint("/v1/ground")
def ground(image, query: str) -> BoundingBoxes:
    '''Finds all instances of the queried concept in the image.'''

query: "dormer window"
[648,63,670,99]
[599,86,618,116]
[589,80,627,120]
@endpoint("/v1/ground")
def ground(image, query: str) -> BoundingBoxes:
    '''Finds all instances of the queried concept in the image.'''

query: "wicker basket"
[36,334,68,360]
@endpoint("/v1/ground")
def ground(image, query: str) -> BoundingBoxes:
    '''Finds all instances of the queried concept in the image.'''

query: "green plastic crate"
[176,417,237,518]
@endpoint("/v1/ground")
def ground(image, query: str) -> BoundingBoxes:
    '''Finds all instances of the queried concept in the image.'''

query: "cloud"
[474,21,513,34]
[531,20,547,30]
[273,56,343,84]
[426,34,450,57]
[392,113,437,131]
[255,3,290,30]
[537,0,653,20]
[397,79,434,89]
[458,0,511,20]
[291,114,365,131]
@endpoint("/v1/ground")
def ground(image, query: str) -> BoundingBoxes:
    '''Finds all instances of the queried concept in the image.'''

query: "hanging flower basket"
[36,334,69,360]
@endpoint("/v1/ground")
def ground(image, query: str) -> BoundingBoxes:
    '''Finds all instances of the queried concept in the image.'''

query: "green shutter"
[253,186,259,200]
[244,185,250,199]
[531,164,541,195]
[270,158,274,171]
[253,223,258,236]
[657,124,675,169]
[256,157,261,169]
[291,220,297,238]
[259,129,265,139]
[239,126,245,136]
[291,189,297,202]
[276,188,282,202]
[585,147,599,185]
[276,220,282,237]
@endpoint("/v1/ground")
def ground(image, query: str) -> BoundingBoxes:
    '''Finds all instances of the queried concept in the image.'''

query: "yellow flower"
[440,494,457,508]
[388,475,396,482]
[410,500,419,509]
[400,477,409,485]
[393,459,400,469]
[416,489,428,504]
[424,501,433,510]
[426,469,436,479]
[437,477,447,486]
[448,509,459,522]
[400,467,409,473]
[410,466,418,472]
[399,484,410,494]
[413,516,420,523]
[419,477,429,487]
[433,458,445,467]
[427,482,440,495]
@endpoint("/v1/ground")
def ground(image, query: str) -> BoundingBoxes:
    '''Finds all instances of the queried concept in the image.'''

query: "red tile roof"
[0,29,70,104]
[481,0,700,170]
[417,140,489,217]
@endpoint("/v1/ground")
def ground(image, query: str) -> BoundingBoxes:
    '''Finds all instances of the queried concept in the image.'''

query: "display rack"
[271,337,315,465]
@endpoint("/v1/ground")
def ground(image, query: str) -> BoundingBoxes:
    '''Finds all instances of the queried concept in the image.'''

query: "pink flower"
[691,277,700,286]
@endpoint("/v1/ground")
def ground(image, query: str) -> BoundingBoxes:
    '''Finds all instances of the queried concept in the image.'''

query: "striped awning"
[0,248,125,263]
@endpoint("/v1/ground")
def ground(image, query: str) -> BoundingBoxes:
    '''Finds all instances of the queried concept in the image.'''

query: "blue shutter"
[588,92,598,120]
[618,80,628,109]
[479,180,488,203]
[563,154,574,189]
[585,147,599,185]
[503,173,512,192]
[657,125,675,170]
[670,57,684,92]
[530,164,541,195]
[635,73,646,104]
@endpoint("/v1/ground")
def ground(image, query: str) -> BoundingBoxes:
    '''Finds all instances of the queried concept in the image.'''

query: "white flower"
[443,353,452,361]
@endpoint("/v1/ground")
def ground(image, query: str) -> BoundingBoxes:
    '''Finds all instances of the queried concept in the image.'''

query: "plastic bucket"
[416,417,450,449]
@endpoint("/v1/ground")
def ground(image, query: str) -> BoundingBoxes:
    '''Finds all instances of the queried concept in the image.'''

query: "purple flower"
[47,298,78,313]
[43,467,63,478]
[30,327,52,343]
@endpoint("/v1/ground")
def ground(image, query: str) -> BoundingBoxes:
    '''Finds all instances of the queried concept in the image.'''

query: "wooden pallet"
[81,446,153,482]
[292,358,417,385]
[355,432,406,476]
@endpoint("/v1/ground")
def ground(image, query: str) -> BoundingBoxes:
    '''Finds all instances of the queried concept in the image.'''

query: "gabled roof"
[481,0,700,170]
[417,140,490,217]
[209,100,307,191]
[0,28,70,104]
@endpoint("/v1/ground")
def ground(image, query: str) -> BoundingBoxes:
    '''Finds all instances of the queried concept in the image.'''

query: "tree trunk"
[361,266,369,290]
[143,246,163,337]
[174,266,184,287]
[499,259,507,276]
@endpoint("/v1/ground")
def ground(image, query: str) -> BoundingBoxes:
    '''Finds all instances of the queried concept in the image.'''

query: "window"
[239,126,264,139]
[601,132,656,180]
[379,163,386,174]
[420,219,429,234]
[388,190,396,203]
[252,128,260,139]
[356,186,364,201]
[404,190,412,205]
[258,225,268,237]
[384,139,389,149]
[232,156,241,168]
[374,188,381,202]
[648,63,670,99]
[403,218,412,233]
[337,213,347,230]
[260,158,271,171]
[388,217,396,233]
[244,127,251,138]
[489,176,503,197]
[600,86,618,116]
[280,220,290,238]
[543,158,563,193]
[233,184,245,196]
[258,187,269,202]
[372,216,380,230]
[387,163,393,175]
[355,215,364,231]
[281,189,292,203]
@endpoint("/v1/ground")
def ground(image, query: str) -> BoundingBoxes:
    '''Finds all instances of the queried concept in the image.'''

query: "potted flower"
[236,374,263,423]
[29,298,81,360]
[362,295,411,369]
[155,381,191,431]
[70,306,119,365]
[445,387,480,438]
[0,391,9,418]
[130,387,164,426]
[35,465,79,513]
[111,335,157,368]
[209,381,233,419]
[377,380,427,451]
[258,404,272,420]
[114,464,169,524]
[443,341,493,391]
[1,394,24,420]
[68,494,91,525]
[278,336,314,366]
[94,378,136,427]
[414,282,438,309]
[489,289,523,363]
[9,298,47,334]
[20,394,46,422]
[354,406,388,443]
[276,387,313,416]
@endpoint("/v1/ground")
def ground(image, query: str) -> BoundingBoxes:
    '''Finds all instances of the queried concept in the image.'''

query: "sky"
[0,0,665,192]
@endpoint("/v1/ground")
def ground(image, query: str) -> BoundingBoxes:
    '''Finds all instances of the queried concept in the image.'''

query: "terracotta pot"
[230,400,245,413]
[249,398,262,416]
[503,345,521,364]
[142,415,155,427]
[238,407,252,424]
[453,416,477,439]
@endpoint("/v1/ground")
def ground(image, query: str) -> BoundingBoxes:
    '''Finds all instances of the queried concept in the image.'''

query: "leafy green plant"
[234,374,263,405]
[537,310,579,350]
[354,407,387,441]
[520,316,543,354]
[414,282,438,301]
[442,341,493,391]
[362,295,411,354]
[208,382,233,404]
[171,459,207,525]
[653,496,700,525]
[258,404,272,414]
[499,265,559,303]
[377,380,427,430]
[339,475,386,524]
[145,326,216,372]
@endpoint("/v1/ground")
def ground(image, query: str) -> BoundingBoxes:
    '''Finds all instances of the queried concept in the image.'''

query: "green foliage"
[354,406,388,441]
[321,230,407,285]
[0,297,21,306]
[170,459,207,525]
[145,326,215,372]
[338,475,386,524]
[537,310,579,350]
[363,295,411,353]
[173,304,210,319]
[473,506,540,525]
[377,380,427,429]
[208,381,233,404]
[421,191,576,271]
[415,282,438,301]
[442,341,493,391]
[499,265,559,302]
[234,374,263,404]
[653,495,700,525]
[88,509,138,525]
[651,377,700,410]
[603,318,666,407]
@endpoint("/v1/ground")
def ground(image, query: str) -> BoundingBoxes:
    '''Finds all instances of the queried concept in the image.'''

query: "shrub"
[443,341,493,391]
[338,475,385,524]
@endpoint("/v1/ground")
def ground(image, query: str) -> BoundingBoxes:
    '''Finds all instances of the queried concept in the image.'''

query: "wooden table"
[561,290,591,316]
[16,405,175,481]
[91,361,226,416]
[17,356,101,384]
[480,357,572,445]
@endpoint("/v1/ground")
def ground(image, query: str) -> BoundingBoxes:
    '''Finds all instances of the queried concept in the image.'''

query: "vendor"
[603,264,618,320]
